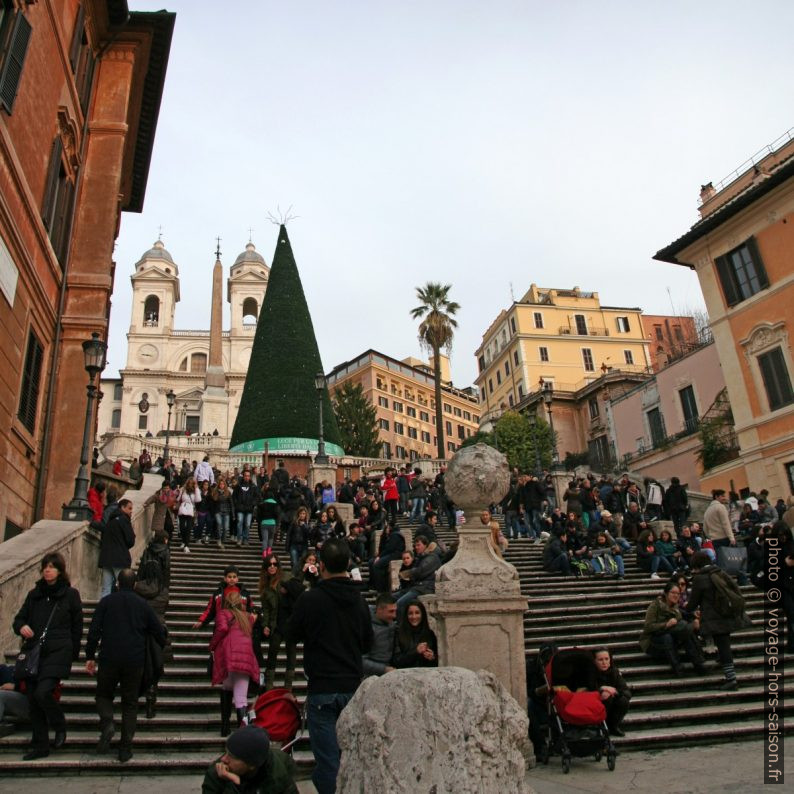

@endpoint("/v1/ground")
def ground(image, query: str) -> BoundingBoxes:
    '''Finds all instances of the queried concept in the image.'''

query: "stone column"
[308,462,337,491]
[424,444,528,709]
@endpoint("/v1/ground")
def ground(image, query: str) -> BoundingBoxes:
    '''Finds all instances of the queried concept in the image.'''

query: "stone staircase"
[0,516,791,777]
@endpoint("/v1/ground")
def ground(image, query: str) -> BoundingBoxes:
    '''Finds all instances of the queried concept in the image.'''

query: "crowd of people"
[5,454,794,791]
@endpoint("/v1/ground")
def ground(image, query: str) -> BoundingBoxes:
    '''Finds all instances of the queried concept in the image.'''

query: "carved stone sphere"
[445,444,510,511]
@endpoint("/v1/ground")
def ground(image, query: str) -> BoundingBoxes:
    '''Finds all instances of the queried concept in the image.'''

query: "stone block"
[337,667,533,794]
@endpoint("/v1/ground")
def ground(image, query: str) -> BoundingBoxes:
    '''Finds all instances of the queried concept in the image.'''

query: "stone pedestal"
[308,462,337,490]
[425,444,528,710]
[200,386,229,437]
[330,501,354,526]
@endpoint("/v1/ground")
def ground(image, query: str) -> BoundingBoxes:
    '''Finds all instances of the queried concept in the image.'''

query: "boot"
[235,707,248,727]
[265,668,276,691]
[220,691,232,737]
[284,669,294,692]
[663,647,682,676]
[145,685,157,719]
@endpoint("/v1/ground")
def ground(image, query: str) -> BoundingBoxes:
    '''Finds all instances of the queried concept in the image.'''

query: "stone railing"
[0,473,161,656]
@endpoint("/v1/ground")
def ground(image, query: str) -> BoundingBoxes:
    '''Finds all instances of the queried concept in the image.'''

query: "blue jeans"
[195,511,211,539]
[410,497,425,521]
[101,567,122,598]
[260,521,275,554]
[651,555,675,574]
[289,545,306,573]
[306,692,354,794]
[215,512,230,540]
[236,512,253,542]
[615,537,631,553]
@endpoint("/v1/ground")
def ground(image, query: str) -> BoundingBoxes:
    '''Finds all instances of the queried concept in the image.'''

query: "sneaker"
[217,540,224,549]
[650,572,660,579]
[183,546,191,553]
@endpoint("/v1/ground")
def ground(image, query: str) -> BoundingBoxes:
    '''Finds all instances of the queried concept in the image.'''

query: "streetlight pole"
[543,382,559,467]
[314,372,329,464]
[63,332,107,521]
[529,412,541,477]
[162,389,175,474]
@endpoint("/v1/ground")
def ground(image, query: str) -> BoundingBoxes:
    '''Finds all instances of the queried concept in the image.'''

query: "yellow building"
[327,350,480,461]
[475,285,651,425]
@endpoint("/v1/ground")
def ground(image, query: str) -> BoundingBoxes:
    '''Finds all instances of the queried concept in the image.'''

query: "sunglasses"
[266,561,279,568]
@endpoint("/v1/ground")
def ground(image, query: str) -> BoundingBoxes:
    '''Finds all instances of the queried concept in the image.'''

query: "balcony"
[558,325,610,337]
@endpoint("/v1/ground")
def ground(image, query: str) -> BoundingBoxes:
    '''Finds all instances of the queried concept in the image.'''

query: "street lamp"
[63,332,107,521]
[314,372,329,465]
[542,381,559,466]
[162,389,176,473]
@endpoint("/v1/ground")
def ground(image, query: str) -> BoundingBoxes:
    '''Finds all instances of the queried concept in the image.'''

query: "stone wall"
[0,473,160,656]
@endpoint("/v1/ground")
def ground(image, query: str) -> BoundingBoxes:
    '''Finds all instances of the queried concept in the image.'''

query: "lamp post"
[63,332,107,521]
[162,389,176,473]
[542,381,558,466]
[314,372,329,465]
[528,412,542,477]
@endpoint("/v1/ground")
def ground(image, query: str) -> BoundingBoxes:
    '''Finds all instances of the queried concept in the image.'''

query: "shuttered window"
[715,237,769,307]
[0,8,32,114]
[41,137,75,268]
[17,329,44,434]
[758,347,794,411]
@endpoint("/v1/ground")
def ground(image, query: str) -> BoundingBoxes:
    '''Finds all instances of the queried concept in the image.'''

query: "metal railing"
[558,325,610,337]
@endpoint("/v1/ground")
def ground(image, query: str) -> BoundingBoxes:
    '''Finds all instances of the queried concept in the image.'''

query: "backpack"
[600,552,619,576]
[138,544,165,592]
[571,558,593,577]
[709,569,745,618]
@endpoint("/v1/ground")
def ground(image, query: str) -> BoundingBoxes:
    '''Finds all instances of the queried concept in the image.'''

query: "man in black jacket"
[98,498,135,597]
[286,539,373,794]
[85,569,166,762]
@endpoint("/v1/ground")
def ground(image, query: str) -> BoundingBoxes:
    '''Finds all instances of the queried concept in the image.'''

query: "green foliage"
[460,430,495,449]
[491,411,554,472]
[332,382,381,457]
[229,226,342,450]
[697,413,740,470]
[410,282,460,459]
[563,451,590,471]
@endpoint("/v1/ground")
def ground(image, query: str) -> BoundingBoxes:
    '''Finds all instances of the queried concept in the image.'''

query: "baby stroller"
[251,688,303,753]
[539,648,617,773]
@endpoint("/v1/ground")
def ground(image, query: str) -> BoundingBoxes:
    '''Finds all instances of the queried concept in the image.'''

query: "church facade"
[98,239,269,442]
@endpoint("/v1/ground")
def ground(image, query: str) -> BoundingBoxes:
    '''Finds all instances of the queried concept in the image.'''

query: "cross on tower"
[157,225,163,241]
[215,236,221,260]
[247,227,254,243]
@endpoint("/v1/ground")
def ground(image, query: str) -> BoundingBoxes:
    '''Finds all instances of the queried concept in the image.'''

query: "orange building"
[640,314,699,372]
[655,130,794,498]
[0,1,174,537]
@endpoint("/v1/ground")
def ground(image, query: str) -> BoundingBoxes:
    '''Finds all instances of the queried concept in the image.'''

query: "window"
[379,418,390,430]
[758,347,794,411]
[190,353,207,373]
[406,406,416,418]
[513,350,519,366]
[646,407,666,447]
[113,382,123,401]
[443,403,452,413]
[533,312,543,329]
[679,385,699,433]
[419,410,429,422]
[457,424,465,439]
[473,414,479,423]
[395,445,406,459]
[510,316,516,334]
[394,422,404,435]
[445,420,452,435]
[674,326,684,342]
[575,314,587,335]
[0,4,32,114]
[508,394,514,407]
[242,297,258,324]
[655,326,663,341]
[138,413,148,430]
[588,435,612,470]
[616,316,630,333]
[517,384,523,398]
[407,426,418,439]
[382,442,391,458]
[393,400,403,413]
[447,441,456,452]
[478,355,485,372]
[539,346,549,362]
[421,430,431,443]
[504,361,510,376]
[41,136,76,267]
[378,396,389,408]
[143,295,160,326]
[624,350,634,365]
[715,238,769,307]
[488,379,493,394]
[463,410,471,421]
[178,357,187,371]
[588,397,599,419]
[17,329,44,434]
[111,409,121,428]
[582,348,594,372]
[496,371,502,385]
[185,415,200,434]
[453,406,462,417]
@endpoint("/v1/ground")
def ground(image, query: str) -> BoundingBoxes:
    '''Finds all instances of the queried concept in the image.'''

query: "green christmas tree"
[229,225,343,454]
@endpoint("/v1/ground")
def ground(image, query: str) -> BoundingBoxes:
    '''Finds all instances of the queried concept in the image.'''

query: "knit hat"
[226,725,270,768]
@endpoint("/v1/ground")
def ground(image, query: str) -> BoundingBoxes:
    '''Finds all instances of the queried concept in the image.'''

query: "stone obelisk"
[200,245,229,435]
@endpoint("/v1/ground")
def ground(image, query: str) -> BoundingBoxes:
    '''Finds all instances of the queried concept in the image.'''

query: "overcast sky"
[108,0,794,387]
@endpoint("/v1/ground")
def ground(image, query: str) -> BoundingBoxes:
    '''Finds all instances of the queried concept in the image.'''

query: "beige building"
[475,285,651,428]
[326,350,480,461]
[97,239,269,442]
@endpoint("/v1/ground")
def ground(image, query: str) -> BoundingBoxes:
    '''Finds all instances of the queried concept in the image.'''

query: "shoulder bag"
[15,602,59,680]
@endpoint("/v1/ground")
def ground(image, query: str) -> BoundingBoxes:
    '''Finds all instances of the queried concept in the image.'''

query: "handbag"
[716,545,747,575]
[14,602,59,680]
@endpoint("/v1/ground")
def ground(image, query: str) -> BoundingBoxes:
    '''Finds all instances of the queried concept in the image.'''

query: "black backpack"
[709,569,745,618]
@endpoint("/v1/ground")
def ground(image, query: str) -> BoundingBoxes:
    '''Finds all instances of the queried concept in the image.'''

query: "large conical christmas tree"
[229,225,343,455]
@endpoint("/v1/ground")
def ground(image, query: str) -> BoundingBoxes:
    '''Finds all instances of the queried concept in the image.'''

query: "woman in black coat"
[394,600,438,668]
[13,552,83,759]
[593,647,632,736]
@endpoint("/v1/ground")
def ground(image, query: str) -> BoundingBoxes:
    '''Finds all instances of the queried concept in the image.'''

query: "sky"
[108,0,794,388]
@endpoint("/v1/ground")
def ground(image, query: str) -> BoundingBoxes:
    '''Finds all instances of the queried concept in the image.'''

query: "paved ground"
[0,740,789,793]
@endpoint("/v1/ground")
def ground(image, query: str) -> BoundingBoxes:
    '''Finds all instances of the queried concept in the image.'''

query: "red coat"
[209,610,260,685]
[381,477,398,501]
[87,488,104,521]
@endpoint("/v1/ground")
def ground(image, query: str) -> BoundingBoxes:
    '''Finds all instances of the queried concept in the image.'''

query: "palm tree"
[410,282,460,459]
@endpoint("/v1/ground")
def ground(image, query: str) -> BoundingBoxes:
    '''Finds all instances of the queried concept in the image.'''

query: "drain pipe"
[33,12,130,522]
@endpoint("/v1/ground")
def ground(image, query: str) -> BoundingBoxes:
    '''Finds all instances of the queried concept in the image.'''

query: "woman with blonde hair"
[209,590,260,734]
[177,476,200,553]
